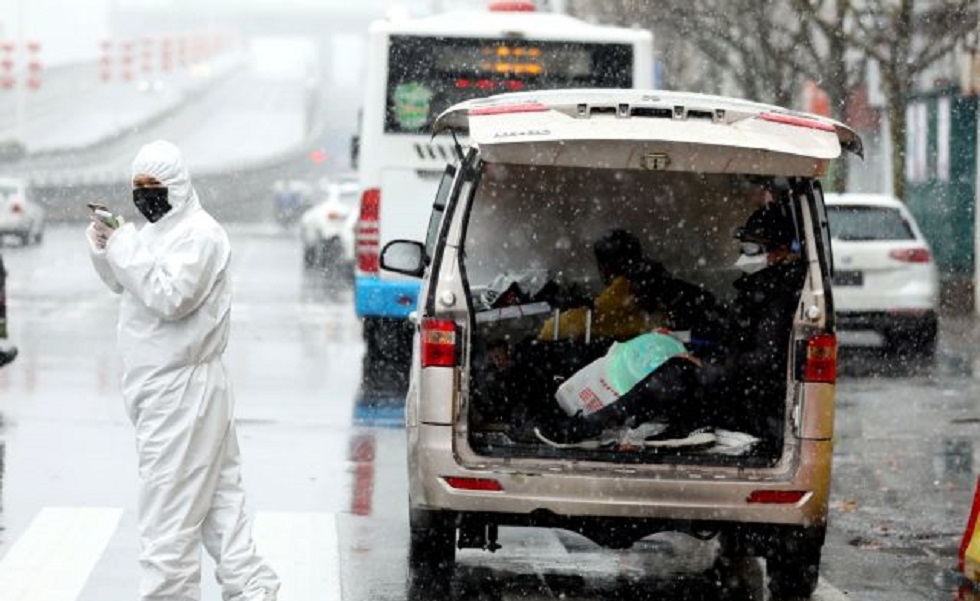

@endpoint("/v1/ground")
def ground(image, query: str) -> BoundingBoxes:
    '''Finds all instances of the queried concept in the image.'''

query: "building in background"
[904,26,980,312]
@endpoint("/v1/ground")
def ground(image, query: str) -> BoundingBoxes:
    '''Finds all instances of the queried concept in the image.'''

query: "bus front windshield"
[385,36,634,134]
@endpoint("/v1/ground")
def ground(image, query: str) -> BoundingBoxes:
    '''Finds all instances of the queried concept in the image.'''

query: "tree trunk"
[828,1,849,193]
[885,73,907,202]
[888,0,914,202]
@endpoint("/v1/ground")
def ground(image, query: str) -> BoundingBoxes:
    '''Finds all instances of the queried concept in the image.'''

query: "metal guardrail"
[33,106,341,224]
[11,58,340,224]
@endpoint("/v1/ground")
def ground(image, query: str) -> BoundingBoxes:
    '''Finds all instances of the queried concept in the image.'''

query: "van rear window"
[462,165,789,307]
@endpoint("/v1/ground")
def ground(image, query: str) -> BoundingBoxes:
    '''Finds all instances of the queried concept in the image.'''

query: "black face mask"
[133,187,172,223]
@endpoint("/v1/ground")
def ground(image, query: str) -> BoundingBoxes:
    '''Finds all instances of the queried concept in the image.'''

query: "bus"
[354,1,654,382]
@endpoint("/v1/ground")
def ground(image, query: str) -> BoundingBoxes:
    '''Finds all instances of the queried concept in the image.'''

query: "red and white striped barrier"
[0,40,42,91]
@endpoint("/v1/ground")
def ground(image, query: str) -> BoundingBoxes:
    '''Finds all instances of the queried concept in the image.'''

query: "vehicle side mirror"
[380,240,426,278]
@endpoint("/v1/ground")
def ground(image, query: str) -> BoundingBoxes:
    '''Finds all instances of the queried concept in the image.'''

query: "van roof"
[433,89,863,177]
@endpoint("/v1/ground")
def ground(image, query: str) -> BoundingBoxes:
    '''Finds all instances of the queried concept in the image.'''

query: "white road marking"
[815,577,850,600]
[253,511,342,601]
[0,506,122,601]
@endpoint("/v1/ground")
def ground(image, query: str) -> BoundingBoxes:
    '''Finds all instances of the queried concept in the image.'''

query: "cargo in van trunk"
[461,164,808,467]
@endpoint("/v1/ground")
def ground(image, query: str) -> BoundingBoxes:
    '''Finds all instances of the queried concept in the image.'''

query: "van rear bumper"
[409,423,830,528]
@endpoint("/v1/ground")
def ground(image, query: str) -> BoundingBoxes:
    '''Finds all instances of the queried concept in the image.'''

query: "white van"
[382,90,862,600]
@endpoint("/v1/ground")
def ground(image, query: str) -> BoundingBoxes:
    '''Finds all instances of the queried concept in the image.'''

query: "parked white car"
[0,177,44,246]
[299,178,360,278]
[824,193,939,357]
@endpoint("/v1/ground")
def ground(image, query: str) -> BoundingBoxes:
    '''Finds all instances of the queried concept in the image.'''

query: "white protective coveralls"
[86,140,279,601]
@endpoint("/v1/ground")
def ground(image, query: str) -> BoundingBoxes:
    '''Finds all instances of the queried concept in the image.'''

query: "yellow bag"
[538,276,657,341]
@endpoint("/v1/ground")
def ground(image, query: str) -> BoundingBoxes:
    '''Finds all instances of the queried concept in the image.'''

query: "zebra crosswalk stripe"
[0,506,123,601]
[252,511,342,601]
[0,508,343,601]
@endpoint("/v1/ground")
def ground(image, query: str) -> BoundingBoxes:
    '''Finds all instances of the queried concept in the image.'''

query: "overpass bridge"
[2,1,549,222]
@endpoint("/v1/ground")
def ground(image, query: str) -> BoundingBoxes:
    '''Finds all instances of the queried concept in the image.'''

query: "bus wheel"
[362,317,412,389]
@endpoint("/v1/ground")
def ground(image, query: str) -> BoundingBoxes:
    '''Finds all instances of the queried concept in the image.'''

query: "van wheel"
[408,509,456,589]
[767,542,821,599]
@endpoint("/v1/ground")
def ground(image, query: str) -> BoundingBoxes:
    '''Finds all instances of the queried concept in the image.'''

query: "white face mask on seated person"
[734,239,772,274]
[734,252,768,274]
[734,238,796,274]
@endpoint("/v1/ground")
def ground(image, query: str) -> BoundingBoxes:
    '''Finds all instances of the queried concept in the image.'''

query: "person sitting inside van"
[538,229,718,342]
[699,202,808,442]
[538,205,805,446]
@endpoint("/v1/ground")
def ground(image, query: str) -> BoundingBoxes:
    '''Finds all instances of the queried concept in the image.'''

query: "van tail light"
[443,476,503,491]
[470,102,549,117]
[758,112,835,132]
[746,490,808,504]
[421,318,457,368]
[355,188,380,273]
[804,333,837,384]
[889,247,931,263]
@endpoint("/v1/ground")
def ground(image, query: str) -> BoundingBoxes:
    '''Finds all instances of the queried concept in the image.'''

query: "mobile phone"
[87,201,108,212]
[90,206,121,229]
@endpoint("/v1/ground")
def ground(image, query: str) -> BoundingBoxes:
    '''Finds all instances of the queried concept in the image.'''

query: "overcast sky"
[0,0,110,64]
[0,0,524,67]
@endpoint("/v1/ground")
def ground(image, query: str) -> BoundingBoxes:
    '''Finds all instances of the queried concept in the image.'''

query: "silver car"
[0,177,45,245]
[381,90,862,600]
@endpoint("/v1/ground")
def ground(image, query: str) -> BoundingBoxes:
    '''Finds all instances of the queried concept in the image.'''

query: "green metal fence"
[904,89,978,281]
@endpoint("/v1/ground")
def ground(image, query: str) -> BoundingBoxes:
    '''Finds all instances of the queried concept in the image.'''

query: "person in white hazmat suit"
[85,140,280,601]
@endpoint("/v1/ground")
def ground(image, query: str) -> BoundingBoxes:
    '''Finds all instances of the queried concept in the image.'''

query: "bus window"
[385,37,634,134]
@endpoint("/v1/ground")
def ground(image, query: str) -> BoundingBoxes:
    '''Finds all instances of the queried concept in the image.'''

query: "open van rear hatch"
[433,89,863,175]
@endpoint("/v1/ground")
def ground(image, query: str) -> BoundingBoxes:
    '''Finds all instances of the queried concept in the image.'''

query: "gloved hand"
[86,218,119,251]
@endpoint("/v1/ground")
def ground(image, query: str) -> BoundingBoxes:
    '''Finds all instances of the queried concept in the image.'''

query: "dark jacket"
[700,259,807,436]
[626,259,722,336]
[724,260,806,371]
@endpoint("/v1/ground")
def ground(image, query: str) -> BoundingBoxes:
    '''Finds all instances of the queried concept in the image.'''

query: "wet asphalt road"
[0,224,975,601]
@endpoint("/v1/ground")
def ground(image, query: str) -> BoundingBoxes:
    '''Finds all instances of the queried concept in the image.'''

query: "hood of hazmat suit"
[84,140,279,601]
[100,139,232,384]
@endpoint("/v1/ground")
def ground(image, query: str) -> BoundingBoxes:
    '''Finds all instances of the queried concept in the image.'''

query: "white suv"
[382,90,862,600]
[823,193,939,358]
